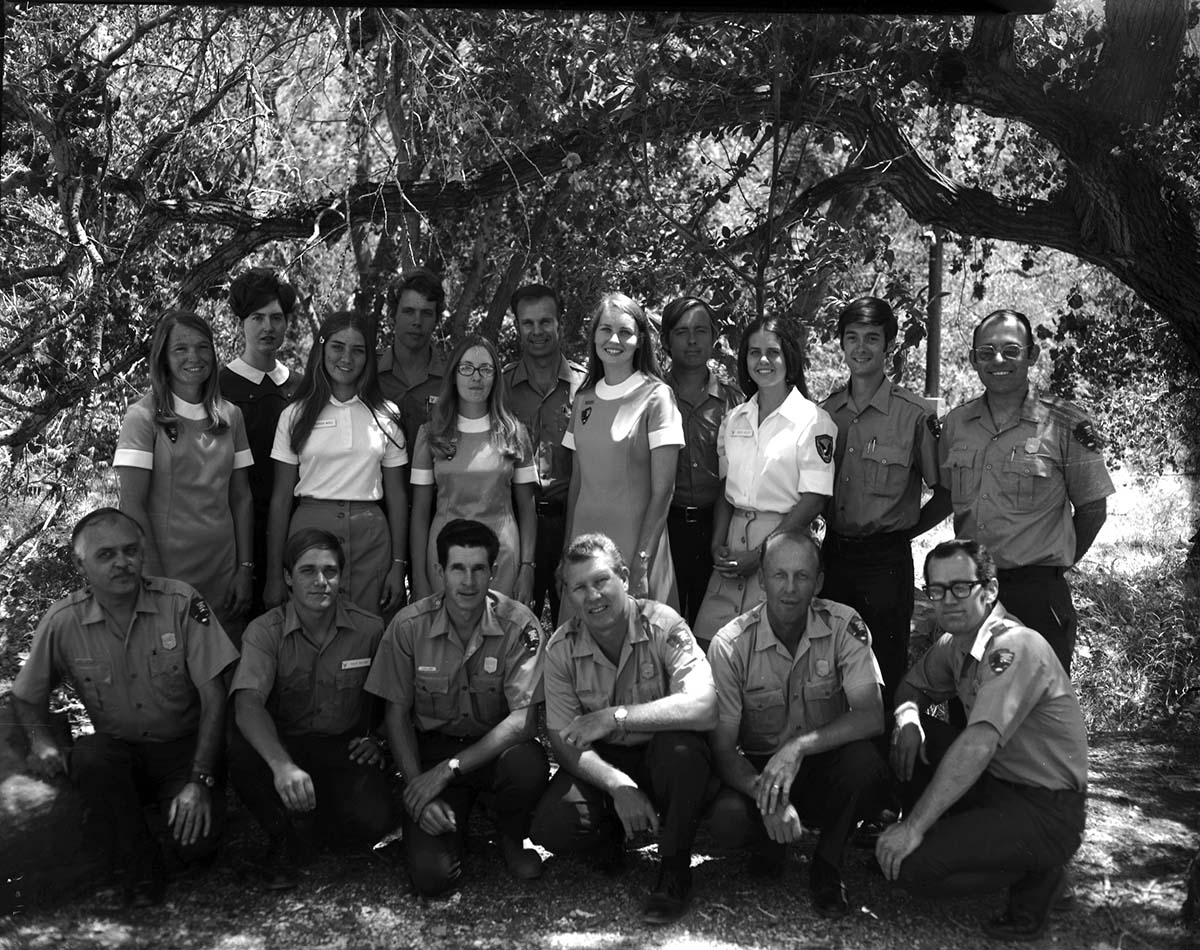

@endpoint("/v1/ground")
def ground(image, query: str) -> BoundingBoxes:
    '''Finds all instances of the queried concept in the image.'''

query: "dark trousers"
[821,532,914,714]
[227,726,395,848]
[530,731,712,863]
[404,732,549,897]
[707,740,889,870]
[896,716,1086,901]
[996,567,1077,674]
[667,505,716,627]
[532,500,567,628]
[68,732,225,874]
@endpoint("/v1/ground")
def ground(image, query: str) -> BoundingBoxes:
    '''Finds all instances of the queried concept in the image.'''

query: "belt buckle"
[684,506,703,525]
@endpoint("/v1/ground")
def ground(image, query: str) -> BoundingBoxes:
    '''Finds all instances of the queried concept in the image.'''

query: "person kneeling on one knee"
[875,539,1088,942]
[707,528,889,919]
[530,533,718,927]
[365,519,549,897]
[228,529,396,889]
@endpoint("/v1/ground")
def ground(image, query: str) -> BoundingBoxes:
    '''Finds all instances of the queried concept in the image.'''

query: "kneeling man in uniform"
[876,538,1088,941]
[366,519,548,897]
[531,533,717,926]
[11,508,238,905]
[227,529,395,888]
[707,528,889,918]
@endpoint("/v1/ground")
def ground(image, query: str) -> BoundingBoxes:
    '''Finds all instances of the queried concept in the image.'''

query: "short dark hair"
[923,539,997,586]
[659,296,719,346]
[972,309,1034,351]
[837,296,898,345]
[388,267,446,315]
[759,527,822,574]
[436,519,500,568]
[737,315,809,398]
[228,267,297,321]
[71,507,142,555]
[283,528,345,574]
[562,533,626,574]
[510,283,562,320]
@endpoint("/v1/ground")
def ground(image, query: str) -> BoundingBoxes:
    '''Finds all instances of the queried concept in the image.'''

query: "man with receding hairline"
[939,308,1114,672]
[11,507,239,906]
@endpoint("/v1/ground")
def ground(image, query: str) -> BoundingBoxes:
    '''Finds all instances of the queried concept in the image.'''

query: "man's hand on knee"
[611,785,660,839]
[418,799,457,835]
[876,821,923,881]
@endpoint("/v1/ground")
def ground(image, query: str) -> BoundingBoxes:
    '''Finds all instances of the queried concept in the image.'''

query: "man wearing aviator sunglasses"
[876,539,1087,942]
[938,309,1114,674]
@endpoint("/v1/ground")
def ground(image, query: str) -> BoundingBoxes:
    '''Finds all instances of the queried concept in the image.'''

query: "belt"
[827,529,911,549]
[996,565,1068,581]
[296,497,380,512]
[669,504,713,525]
[536,499,566,517]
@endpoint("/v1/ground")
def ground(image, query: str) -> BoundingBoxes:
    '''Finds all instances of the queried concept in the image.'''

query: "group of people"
[9,267,1113,942]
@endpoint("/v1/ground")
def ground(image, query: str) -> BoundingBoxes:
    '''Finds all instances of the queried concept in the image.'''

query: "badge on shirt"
[161,632,178,651]
[1073,420,1103,451]
[641,662,656,680]
[815,658,830,677]
[815,434,834,464]
[848,618,870,644]
[1023,437,1040,455]
[188,595,210,626]
[341,657,371,670]
[988,649,1015,674]
[521,625,541,656]
[483,656,499,674]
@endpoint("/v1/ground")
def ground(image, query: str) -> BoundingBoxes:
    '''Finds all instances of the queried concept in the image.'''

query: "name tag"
[341,657,371,670]
[313,418,336,429]
[418,665,438,673]
[729,425,754,438]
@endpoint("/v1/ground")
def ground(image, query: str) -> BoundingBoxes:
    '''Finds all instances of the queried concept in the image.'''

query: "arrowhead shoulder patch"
[667,625,694,650]
[849,618,871,644]
[188,595,211,626]
[988,648,1015,674]
[815,433,834,464]
[1073,420,1104,451]
[521,624,541,656]
[927,414,942,439]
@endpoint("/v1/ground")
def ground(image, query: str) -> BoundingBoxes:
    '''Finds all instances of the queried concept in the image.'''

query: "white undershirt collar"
[227,356,290,386]
[457,414,491,432]
[595,371,646,400]
[171,394,209,420]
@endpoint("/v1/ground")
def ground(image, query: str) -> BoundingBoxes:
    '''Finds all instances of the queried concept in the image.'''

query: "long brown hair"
[426,335,525,460]
[148,310,230,432]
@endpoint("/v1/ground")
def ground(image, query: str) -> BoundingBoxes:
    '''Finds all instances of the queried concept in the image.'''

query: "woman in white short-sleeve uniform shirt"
[115,310,255,639]
[409,335,537,601]
[265,311,409,617]
[693,315,838,647]
[560,292,685,620]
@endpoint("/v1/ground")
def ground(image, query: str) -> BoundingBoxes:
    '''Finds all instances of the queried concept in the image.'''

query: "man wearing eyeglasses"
[939,309,1114,673]
[876,538,1087,941]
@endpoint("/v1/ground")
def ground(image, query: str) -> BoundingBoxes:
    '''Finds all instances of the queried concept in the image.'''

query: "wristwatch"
[189,768,216,789]
[447,757,462,777]
[613,706,629,736]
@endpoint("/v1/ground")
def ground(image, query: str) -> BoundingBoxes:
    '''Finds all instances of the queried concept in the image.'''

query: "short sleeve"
[968,633,1048,746]
[409,425,434,486]
[646,383,685,450]
[1062,412,1115,507]
[113,398,157,469]
[182,590,239,686]
[542,637,583,732]
[707,633,746,727]
[229,614,280,699]
[657,610,713,696]
[501,607,545,710]
[379,401,409,468]
[900,635,959,706]
[796,405,837,496]
[228,404,254,470]
[716,413,730,479]
[10,608,64,703]
[913,406,942,489]
[562,393,584,452]
[364,619,415,710]
[512,423,537,485]
[836,617,884,692]
[271,404,300,465]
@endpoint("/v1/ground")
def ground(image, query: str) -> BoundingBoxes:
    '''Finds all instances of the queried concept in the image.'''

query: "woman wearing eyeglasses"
[409,335,537,601]
[264,311,409,617]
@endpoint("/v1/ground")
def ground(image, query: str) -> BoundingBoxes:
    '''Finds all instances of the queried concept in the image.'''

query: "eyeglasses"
[457,362,495,378]
[971,343,1029,362]
[924,580,985,601]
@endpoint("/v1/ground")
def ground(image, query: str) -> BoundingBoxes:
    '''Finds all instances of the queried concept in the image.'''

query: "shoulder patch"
[666,625,694,650]
[188,595,211,626]
[521,624,541,656]
[580,406,593,425]
[1073,420,1104,452]
[815,433,834,464]
[848,617,871,644]
[927,414,942,438]
[988,648,1015,674]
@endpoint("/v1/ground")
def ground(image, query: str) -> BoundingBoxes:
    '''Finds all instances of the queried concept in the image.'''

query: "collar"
[754,602,833,650]
[508,354,578,387]
[839,376,893,415]
[968,602,1015,661]
[280,599,356,639]
[569,595,644,657]
[427,593,506,641]
[379,347,447,379]
[963,387,1043,426]
[753,386,815,426]
[595,372,647,400]
[226,357,291,386]
[79,578,160,626]
[457,414,491,433]
[328,394,361,409]
[666,367,725,401]
[171,394,209,420]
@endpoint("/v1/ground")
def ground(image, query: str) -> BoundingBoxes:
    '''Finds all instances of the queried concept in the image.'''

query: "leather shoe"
[748,841,787,880]
[593,822,627,877]
[642,865,692,925]
[983,865,1067,941]
[500,835,544,881]
[809,856,849,919]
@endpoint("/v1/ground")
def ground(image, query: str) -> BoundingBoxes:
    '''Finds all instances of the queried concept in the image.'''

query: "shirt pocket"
[863,442,911,496]
[148,650,192,703]
[801,678,843,727]
[576,689,610,716]
[70,660,112,712]
[741,687,786,750]
[1001,453,1054,511]
[469,674,507,726]
[332,668,368,708]
[944,446,978,505]
[415,673,457,720]
[276,671,311,724]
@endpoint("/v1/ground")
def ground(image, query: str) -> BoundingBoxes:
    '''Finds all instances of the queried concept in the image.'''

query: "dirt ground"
[1,734,1196,950]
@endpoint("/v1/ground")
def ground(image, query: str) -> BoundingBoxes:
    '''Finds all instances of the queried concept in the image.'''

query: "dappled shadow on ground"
[2,736,1196,950]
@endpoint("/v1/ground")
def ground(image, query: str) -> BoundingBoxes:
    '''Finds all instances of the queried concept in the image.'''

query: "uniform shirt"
[820,378,941,536]
[12,577,238,743]
[719,387,838,513]
[219,358,299,509]
[503,354,585,502]
[666,368,744,509]
[543,597,713,747]
[902,603,1088,792]
[231,600,384,737]
[708,598,882,756]
[271,396,408,501]
[377,347,447,452]
[940,389,1114,569]
[365,591,543,738]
